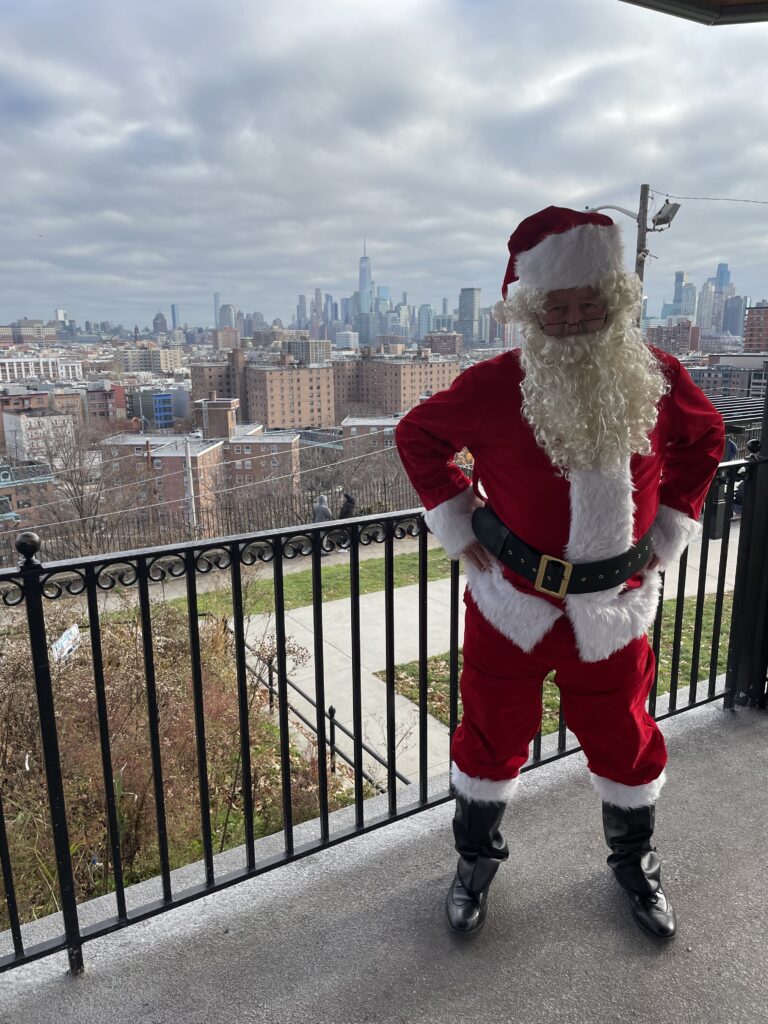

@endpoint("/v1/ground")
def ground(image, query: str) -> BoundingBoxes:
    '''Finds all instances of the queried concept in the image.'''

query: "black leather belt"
[471,506,653,599]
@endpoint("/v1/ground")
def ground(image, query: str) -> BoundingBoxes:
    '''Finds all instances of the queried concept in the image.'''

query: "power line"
[650,188,768,206]
[15,425,399,516]
[20,443,402,537]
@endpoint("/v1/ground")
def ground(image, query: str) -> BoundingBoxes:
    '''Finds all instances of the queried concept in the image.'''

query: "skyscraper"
[358,242,372,315]
[214,293,221,329]
[696,282,716,333]
[681,283,697,317]
[723,295,750,337]
[458,288,481,348]
[218,304,236,329]
[153,311,168,335]
[297,294,307,327]
[171,304,180,330]
[417,304,435,340]
[715,263,731,291]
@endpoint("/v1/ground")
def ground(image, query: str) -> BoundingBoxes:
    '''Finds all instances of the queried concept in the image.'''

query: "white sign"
[51,624,81,663]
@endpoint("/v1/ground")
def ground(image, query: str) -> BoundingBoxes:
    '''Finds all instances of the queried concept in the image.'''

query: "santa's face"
[538,286,608,338]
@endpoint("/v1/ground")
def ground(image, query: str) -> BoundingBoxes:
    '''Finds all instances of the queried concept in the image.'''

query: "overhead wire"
[20,439,403,537]
[8,426,397,519]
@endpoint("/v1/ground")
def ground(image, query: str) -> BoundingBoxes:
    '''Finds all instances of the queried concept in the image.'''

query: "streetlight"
[588,184,680,284]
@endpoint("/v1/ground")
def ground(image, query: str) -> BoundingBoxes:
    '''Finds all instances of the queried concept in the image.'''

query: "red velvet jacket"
[395,346,724,661]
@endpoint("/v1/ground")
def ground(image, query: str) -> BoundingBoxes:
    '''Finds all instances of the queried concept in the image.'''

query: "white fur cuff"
[651,505,702,571]
[423,486,483,560]
[590,770,666,808]
[451,763,521,804]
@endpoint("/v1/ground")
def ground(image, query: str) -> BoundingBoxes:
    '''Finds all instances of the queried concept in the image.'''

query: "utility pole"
[635,183,650,283]
[185,437,198,532]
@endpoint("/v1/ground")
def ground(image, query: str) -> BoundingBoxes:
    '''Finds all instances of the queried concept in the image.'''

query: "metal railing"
[0,460,766,975]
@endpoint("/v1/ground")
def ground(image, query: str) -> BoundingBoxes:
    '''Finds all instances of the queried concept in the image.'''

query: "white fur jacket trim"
[451,762,521,804]
[423,486,483,560]
[465,561,563,652]
[651,504,702,571]
[563,465,663,662]
[590,770,667,808]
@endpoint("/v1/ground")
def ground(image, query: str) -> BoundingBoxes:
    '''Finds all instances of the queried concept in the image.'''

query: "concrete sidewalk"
[2,698,766,1024]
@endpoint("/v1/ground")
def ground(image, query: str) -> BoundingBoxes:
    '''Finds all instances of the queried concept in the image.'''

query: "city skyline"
[6,244,764,336]
[2,2,768,327]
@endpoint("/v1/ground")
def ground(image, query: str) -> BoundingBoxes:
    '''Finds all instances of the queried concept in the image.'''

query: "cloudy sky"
[2,0,767,329]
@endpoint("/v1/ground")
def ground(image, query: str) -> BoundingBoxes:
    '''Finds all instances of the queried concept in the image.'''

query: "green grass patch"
[166,546,455,618]
[380,591,734,734]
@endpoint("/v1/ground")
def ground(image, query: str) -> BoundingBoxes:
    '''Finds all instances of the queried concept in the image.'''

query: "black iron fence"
[1,459,766,975]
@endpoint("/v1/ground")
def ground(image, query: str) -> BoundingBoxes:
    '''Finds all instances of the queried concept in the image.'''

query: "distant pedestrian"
[724,437,738,461]
[339,492,357,518]
[312,494,334,524]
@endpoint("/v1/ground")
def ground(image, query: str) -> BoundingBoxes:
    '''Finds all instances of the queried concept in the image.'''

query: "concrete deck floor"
[2,698,767,1024]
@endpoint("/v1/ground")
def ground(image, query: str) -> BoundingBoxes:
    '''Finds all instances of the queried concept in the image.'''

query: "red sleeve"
[395,365,480,510]
[658,359,725,519]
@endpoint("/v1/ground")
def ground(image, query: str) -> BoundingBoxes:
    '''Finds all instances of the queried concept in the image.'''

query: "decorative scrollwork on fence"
[0,579,25,607]
[95,560,140,590]
[359,520,387,546]
[393,513,423,540]
[147,552,187,583]
[319,525,352,555]
[240,537,276,566]
[41,569,87,600]
[282,532,314,559]
[195,545,232,574]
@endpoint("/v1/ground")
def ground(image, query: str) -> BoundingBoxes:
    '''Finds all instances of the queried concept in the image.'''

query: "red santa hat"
[501,206,625,299]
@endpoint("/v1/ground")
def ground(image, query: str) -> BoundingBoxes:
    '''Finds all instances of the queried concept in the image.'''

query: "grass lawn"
[379,592,734,735]
[166,546,455,618]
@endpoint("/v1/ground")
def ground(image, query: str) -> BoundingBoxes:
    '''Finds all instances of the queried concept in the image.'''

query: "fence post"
[16,531,84,974]
[328,705,336,774]
[726,435,768,708]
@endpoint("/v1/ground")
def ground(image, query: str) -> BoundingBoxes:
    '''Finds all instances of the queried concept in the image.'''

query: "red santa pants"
[452,593,667,796]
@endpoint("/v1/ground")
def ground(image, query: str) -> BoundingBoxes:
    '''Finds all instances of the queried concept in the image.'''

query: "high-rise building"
[218,304,236,329]
[153,311,168,335]
[358,244,373,316]
[297,294,308,327]
[214,293,221,329]
[171,304,180,330]
[442,298,449,316]
[695,282,716,333]
[681,282,697,317]
[723,295,750,337]
[715,263,731,291]
[417,304,435,340]
[457,288,481,348]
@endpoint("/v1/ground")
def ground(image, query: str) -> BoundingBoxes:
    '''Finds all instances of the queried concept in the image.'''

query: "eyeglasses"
[536,314,608,338]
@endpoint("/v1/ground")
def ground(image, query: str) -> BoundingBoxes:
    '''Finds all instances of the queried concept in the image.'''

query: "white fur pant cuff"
[590,770,666,808]
[451,762,521,804]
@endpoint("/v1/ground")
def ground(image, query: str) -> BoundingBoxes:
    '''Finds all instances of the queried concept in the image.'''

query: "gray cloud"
[1,0,767,328]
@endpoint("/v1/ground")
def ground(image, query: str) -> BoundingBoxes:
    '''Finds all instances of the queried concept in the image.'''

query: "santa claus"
[395,206,724,939]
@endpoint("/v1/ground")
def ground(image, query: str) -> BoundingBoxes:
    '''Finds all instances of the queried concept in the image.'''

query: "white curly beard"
[518,315,669,477]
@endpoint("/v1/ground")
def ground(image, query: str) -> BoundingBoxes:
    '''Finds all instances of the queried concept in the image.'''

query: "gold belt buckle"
[534,554,573,599]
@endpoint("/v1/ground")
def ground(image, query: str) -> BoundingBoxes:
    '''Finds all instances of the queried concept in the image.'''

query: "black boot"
[602,802,677,939]
[446,795,509,934]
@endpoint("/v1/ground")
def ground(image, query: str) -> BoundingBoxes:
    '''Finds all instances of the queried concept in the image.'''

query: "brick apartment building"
[245,364,336,430]
[743,305,768,354]
[421,331,463,356]
[0,391,50,452]
[104,434,224,519]
[191,347,461,429]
